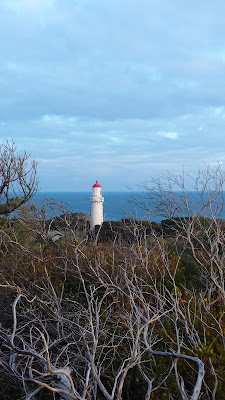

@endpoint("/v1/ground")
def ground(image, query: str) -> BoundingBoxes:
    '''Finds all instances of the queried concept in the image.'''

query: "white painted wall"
[90,184,104,230]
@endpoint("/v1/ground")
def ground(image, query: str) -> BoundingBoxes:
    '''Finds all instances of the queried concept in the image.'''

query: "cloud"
[1,105,225,191]
[158,131,179,140]
[1,0,54,12]
[0,1,225,189]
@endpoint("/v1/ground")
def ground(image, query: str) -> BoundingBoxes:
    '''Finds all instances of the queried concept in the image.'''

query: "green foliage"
[0,196,24,215]
[1,210,225,399]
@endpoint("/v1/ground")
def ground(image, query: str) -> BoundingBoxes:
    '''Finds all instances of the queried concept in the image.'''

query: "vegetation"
[0,148,225,399]
[0,140,38,216]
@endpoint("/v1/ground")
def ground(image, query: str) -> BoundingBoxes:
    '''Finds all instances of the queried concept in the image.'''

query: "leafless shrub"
[0,140,38,216]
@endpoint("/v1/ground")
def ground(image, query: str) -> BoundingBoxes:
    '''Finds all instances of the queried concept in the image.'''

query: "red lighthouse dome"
[93,180,101,188]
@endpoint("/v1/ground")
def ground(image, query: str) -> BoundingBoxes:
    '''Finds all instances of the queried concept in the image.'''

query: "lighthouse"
[90,180,104,230]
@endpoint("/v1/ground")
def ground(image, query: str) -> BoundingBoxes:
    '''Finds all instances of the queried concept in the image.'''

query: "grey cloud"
[1,0,225,189]
[1,1,225,120]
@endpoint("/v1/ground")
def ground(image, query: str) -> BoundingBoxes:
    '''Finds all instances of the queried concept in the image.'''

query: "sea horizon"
[33,191,151,222]
[29,190,225,223]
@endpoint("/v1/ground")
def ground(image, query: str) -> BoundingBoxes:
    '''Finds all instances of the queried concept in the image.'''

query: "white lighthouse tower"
[90,180,104,230]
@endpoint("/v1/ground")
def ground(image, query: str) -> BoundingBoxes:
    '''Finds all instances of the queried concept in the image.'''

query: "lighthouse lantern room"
[90,180,104,230]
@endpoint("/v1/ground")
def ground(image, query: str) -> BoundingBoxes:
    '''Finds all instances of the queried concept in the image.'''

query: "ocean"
[33,192,153,221]
[32,191,225,223]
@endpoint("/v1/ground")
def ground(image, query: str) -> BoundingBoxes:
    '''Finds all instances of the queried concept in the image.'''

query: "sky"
[1,0,225,191]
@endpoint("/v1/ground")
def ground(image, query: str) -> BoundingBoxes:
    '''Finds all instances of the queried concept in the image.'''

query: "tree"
[0,204,205,399]
[0,166,225,399]
[0,140,38,215]
[133,164,225,299]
